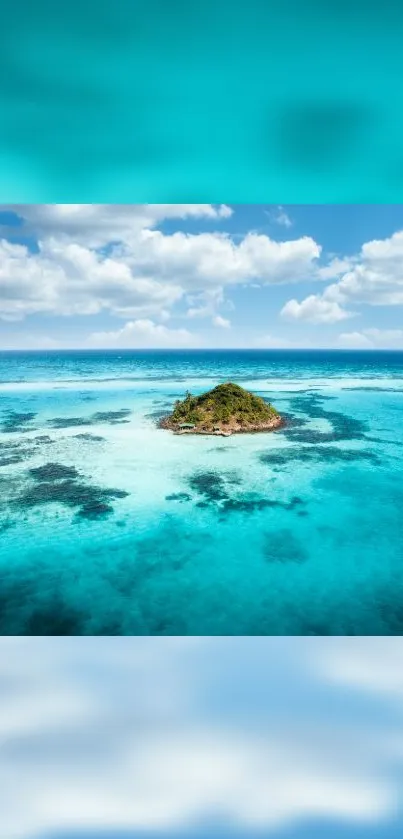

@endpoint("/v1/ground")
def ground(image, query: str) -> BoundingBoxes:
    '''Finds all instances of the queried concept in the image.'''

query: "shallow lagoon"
[1,349,403,635]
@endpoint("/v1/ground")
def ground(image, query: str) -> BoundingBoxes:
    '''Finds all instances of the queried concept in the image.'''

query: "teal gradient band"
[1,0,403,201]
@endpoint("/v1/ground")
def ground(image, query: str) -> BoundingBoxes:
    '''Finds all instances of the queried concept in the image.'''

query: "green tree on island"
[161,382,281,435]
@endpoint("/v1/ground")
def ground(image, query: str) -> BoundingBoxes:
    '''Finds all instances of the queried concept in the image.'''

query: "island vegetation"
[160,382,283,436]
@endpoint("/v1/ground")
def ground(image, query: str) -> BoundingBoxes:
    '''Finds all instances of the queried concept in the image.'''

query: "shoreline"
[159,415,285,437]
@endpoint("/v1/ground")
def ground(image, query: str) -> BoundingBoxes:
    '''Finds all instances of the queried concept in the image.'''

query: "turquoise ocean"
[1,349,402,635]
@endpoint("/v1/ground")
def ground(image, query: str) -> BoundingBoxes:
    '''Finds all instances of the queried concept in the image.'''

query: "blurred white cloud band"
[1,638,403,839]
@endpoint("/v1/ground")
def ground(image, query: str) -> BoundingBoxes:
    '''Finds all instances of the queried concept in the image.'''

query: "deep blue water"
[1,350,403,635]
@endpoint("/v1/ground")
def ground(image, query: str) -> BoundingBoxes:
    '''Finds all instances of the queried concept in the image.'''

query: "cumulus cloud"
[87,319,200,349]
[281,295,353,324]
[1,638,403,839]
[0,204,233,247]
[336,230,403,306]
[289,229,403,321]
[0,237,183,321]
[0,205,321,324]
[122,230,321,290]
[316,257,354,281]
[3,206,403,340]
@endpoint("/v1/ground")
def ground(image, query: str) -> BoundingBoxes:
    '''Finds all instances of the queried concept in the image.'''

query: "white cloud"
[0,205,321,324]
[281,295,353,324]
[125,230,321,290]
[312,638,403,705]
[1,639,403,839]
[0,237,183,321]
[5,206,403,339]
[297,229,403,316]
[274,206,293,228]
[276,227,403,330]
[185,288,226,320]
[87,319,200,349]
[337,331,373,349]
[338,328,403,349]
[0,204,233,248]
[317,257,354,280]
[212,315,231,328]
[265,206,293,229]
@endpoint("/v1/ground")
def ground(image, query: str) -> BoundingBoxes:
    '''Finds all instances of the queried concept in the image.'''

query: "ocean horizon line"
[1,347,403,354]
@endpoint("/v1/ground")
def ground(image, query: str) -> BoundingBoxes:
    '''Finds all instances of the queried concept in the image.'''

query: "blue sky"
[1,204,403,350]
[2,638,403,839]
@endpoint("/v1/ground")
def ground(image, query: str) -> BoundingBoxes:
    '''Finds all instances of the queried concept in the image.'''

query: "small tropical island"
[160,382,283,436]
